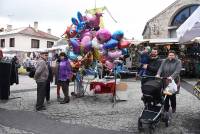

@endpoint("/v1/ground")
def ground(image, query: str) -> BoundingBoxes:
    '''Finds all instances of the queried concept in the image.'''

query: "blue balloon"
[112,30,124,41]
[68,51,78,61]
[122,48,128,55]
[69,38,80,54]
[103,39,119,49]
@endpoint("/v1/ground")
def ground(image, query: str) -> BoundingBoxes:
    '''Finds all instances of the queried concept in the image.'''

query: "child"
[139,46,151,76]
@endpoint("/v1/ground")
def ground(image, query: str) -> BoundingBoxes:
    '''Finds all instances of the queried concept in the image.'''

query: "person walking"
[34,51,49,111]
[55,52,73,104]
[156,50,182,113]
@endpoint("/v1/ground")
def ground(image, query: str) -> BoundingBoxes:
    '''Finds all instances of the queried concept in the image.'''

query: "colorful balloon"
[68,51,79,61]
[105,60,114,70]
[122,48,129,56]
[118,40,130,49]
[96,29,111,44]
[103,39,119,49]
[112,30,124,41]
[108,50,122,59]
[69,38,80,54]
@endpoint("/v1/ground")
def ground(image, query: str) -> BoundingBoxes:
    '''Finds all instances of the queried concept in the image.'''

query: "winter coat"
[157,58,182,81]
[146,57,162,76]
[34,57,49,82]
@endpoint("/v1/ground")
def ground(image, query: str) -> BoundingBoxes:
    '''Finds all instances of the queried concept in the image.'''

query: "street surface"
[0,75,199,134]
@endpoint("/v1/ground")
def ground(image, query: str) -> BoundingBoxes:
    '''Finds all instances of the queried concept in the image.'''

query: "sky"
[0,0,176,39]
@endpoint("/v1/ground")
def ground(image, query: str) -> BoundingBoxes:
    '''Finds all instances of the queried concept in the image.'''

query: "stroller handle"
[139,75,168,80]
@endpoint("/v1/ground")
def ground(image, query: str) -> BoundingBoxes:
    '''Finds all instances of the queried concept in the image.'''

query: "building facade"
[142,0,200,39]
[0,22,59,51]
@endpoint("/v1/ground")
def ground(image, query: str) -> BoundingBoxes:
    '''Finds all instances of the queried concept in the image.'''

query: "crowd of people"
[0,47,183,113]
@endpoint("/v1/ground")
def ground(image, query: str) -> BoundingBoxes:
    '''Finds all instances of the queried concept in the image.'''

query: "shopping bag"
[165,79,177,94]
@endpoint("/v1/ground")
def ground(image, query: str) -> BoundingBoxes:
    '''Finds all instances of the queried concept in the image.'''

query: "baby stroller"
[138,76,169,133]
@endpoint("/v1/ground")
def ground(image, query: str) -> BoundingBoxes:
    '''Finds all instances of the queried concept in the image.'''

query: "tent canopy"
[176,6,200,43]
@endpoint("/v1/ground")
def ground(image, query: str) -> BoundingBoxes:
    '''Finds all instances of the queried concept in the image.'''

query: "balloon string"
[105,8,117,23]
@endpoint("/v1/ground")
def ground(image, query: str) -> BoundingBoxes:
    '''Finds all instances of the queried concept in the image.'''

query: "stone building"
[142,0,200,39]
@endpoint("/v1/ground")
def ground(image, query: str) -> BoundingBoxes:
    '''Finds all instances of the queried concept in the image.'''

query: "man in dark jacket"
[145,47,162,76]
[141,47,161,84]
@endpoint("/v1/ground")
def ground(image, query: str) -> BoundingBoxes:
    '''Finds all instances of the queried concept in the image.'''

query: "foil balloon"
[63,25,77,39]
[71,11,86,33]
[122,48,129,56]
[105,60,114,70]
[69,38,80,54]
[112,30,124,41]
[108,50,122,59]
[103,39,119,49]
[68,51,79,61]
[96,29,111,44]
[118,40,130,49]
[93,48,100,60]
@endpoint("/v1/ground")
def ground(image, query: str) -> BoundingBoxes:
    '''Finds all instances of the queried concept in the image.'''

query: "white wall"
[0,34,57,51]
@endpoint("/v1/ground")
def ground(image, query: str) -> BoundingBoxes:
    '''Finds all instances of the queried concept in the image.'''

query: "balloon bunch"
[63,11,130,72]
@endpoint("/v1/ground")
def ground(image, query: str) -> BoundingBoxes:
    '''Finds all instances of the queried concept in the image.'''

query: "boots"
[60,96,70,104]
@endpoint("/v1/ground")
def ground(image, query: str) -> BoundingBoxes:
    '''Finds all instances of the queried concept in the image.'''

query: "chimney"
[34,21,38,31]
[7,25,12,31]
[0,28,4,32]
[47,28,51,34]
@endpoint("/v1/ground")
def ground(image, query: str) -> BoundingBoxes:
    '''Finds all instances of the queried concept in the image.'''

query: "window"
[9,38,15,47]
[31,39,40,48]
[0,39,5,48]
[171,5,199,26]
[47,41,54,48]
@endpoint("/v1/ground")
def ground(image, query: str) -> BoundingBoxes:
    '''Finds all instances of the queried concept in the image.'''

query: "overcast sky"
[0,0,176,39]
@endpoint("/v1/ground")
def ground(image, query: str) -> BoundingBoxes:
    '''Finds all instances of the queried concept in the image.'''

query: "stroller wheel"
[165,120,169,127]
[137,118,143,131]
[164,113,170,127]
[148,125,154,134]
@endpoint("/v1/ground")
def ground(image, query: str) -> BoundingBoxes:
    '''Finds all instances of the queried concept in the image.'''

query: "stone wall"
[143,0,200,39]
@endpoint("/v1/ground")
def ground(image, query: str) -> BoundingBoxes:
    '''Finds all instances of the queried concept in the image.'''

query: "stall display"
[60,10,131,101]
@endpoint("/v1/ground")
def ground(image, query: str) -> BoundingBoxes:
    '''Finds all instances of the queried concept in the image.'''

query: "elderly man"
[34,51,49,111]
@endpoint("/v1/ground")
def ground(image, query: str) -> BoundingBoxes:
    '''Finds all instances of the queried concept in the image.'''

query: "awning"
[148,38,178,44]
[176,6,200,43]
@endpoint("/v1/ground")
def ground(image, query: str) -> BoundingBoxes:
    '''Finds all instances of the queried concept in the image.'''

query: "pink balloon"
[108,50,122,59]
[81,36,91,46]
[96,29,111,44]
[105,60,114,70]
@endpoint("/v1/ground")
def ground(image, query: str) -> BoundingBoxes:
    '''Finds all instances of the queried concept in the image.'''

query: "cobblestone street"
[0,75,200,134]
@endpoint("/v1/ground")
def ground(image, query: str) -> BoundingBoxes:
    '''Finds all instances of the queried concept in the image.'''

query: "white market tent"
[176,6,200,44]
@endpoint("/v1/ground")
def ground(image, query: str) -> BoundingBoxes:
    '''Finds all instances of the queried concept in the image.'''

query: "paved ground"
[0,75,200,134]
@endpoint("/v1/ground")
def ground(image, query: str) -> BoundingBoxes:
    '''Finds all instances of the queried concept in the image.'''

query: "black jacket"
[146,57,162,76]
